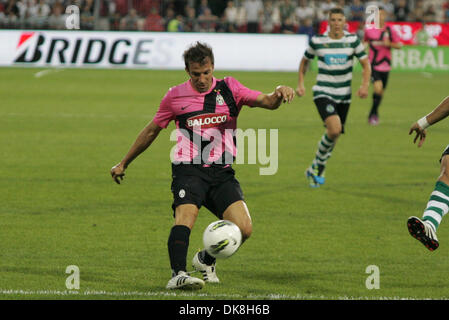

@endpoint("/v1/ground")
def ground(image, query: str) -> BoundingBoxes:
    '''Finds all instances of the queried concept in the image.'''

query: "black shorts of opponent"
[371,70,390,89]
[314,97,350,134]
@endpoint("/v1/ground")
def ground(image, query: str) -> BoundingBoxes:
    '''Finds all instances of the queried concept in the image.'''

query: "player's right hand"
[409,122,427,147]
[296,85,305,97]
[275,85,295,103]
[111,163,126,184]
[357,85,369,99]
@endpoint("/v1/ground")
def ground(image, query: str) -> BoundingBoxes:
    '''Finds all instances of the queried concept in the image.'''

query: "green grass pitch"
[1,66,449,300]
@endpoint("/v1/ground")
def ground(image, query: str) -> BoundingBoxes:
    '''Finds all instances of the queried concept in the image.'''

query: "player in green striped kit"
[408,96,449,251]
[296,7,371,187]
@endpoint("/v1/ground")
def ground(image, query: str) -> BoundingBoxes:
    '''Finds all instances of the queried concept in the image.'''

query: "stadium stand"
[0,0,448,32]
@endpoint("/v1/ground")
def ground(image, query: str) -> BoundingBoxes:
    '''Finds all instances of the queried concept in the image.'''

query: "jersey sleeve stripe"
[304,51,315,59]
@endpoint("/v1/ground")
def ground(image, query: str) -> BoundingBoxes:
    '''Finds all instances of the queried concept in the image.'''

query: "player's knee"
[374,86,384,96]
[373,81,384,95]
[174,204,199,229]
[239,221,252,242]
[327,128,341,141]
[438,172,449,186]
[439,156,449,184]
[325,117,342,141]
[328,132,340,141]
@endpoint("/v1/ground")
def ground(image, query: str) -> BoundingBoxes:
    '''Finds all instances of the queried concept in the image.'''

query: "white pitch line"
[34,68,64,78]
[0,289,441,300]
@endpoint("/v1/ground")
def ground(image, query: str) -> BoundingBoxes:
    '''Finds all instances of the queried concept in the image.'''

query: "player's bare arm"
[357,57,371,99]
[383,37,403,49]
[410,96,449,147]
[111,120,163,184]
[251,85,295,110]
[296,57,309,97]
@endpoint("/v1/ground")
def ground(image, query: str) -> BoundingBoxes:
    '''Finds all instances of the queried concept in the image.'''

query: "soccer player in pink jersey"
[363,6,402,125]
[110,42,295,290]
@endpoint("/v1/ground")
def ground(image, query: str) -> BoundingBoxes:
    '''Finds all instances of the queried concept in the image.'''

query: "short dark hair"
[183,42,214,70]
[329,7,345,17]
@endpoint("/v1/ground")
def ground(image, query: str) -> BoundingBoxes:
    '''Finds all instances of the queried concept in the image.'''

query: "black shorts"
[314,97,350,133]
[440,144,449,163]
[371,70,389,89]
[170,163,244,219]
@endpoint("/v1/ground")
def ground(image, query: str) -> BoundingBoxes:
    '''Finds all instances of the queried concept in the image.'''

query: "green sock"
[312,133,335,173]
[422,181,449,231]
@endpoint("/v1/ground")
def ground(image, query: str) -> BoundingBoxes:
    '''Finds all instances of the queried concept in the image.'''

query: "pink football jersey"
[364,25,400,72]
[153,77,261,165]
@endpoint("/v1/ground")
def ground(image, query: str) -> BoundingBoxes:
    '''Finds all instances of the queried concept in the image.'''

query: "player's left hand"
[357,86,369,99]
[275,85,295,103]
[409,122,427,147]
[111,163,126,184]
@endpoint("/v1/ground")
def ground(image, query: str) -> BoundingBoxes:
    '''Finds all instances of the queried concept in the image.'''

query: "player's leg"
[324,114,343,141]
[222,200,253,242]
[306,98,342,187]
[169,204,199,275]
[368,72,389,125]
[368,80,383,125]
[166,204,205,289]
[193,200,253,276]
[193,199,252,283]
[438,153,449,185]
[408,147,449,251]
[193,174,247,282]
[315,114,341,178]
[420,153,449,232]
[166,171,207,289]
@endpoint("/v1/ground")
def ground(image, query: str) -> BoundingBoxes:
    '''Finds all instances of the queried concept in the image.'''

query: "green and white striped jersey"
[303,32,367,104]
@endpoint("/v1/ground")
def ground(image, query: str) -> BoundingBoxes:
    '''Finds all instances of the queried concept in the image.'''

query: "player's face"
[186,57,214,93]
[328,13,345,36]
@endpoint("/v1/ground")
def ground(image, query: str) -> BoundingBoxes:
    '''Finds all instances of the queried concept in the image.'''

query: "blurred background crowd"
[1,0,448,34]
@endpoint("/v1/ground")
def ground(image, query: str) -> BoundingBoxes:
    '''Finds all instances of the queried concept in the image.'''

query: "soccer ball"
[203,220,242,259]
